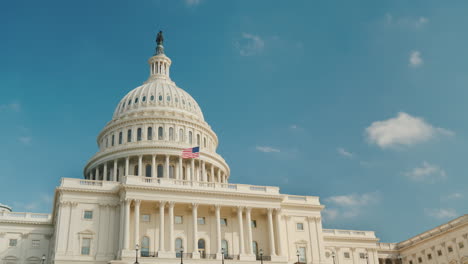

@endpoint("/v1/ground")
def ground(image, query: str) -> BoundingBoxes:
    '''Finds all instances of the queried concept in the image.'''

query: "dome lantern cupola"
[147,31,171,82]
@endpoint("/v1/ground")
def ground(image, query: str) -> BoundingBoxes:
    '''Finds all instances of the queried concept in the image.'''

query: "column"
[113,160,118,181]
[96,167,100,180]
[210,165,214,182]
[119,201,124,254]
[217,169,221,183]
[125,157,130,176]
[191,159,195,182]
[123,199,131,250]
[185,163,190,181]
[134,200,141,247]
[165,155,170,178]
[192,203,199,257]
[103,163,108,181]
[168,202,175,252]
[178,157,183,180]
[238,207,245,255]
[246,207,253,255]
[138,155,143,176]
[267,208,276,256]
[159,201,166,252]
[275,209,283,256]
[215,205,222,255]
[431,247,439,264]
[372,249,379,264]
[152,155,156,178]
[201,160,205,181]
[352,248,359,264]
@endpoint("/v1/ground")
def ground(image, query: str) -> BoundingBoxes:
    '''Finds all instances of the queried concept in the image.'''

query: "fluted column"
[134,200,141,247]
[191,159,195,182]
[192,203,199,257]
[123,199,131,250]
[168,202,175,252]
[275,209,283,256]
[215,205,222,255]
[165,155,170,178]
[246,207,253,255]
[159,201,166,252]
[267,208,276,256]
[178,157,183,180]
[125,157,129,176]
[138,155,143,176]
[103,163,108,181]
[152,155,156,178]
[113,160,118,181]
[238,207,245,255]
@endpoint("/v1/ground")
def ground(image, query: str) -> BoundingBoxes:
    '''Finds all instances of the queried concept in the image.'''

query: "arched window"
[127,129,132,143]
[197,134,200,146]
[252,241,258,257]
[137,128,142,141]
[157,165,164,178]
[198,239,206,258]
[175,238,183,257]
[222,240,229,257]
[147,127,153,140]
[135,97,139,103]
[141,236,150,257]
[142,96,146,102]
[151,95,154,101]
[111,135,115,146]
[134,165,139,176]
[145,165,152,177]
[179,129,184,142]
[169,127,174,141]
[119,132,123,144]
[158,127,164,140]
[189,131,193,144]
[169,165,175,178]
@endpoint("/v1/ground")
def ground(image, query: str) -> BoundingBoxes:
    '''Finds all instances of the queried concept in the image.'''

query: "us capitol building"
[0,33,467,264]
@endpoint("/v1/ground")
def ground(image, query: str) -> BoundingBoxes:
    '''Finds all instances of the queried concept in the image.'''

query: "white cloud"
[365,112,453,149]
[403,161,447,183]
[425,208,458,219]
[0,102,21,112]
[256,146,280,153]
[235,33,265,56]
[385,14,429,29]
[18,136,32,145]
[409,50,423,67]
[185,0,201,6]
[337,148,354,158]
[443,192,464,200]
[323,192,381,220]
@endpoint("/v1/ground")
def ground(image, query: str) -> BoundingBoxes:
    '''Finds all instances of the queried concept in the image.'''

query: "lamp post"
[180,246,184,264]
[135,244,139,264]
[260,249,264,264]
[331,252,336,264]
[297,250,301,264]
[222,248,225,264]
[41,254,46,264]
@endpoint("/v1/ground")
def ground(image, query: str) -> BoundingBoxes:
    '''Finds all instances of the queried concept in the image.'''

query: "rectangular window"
[344,252,350,259]
[448,246,453,253]
[360,253,366,259]
[418,257,422,263]
[111,135,115,146]
[220,218,228,226]
[127,130,132,142]
[142,214,150,222]
[175,216,183,224]
[296,222,304,230]
[251,220,257,228]
[437,250,442,256]
[459,242,464,249]
[119,132,123,144]
[9,239,17,247]
[84,210,93,219]
[81,238,91,255]
[32,239,40,248]
[427,254,432,260]
[298,247,306,263]
[197,217,205,225]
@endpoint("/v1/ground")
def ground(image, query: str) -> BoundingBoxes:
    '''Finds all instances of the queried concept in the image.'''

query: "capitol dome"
[83,32,230,184]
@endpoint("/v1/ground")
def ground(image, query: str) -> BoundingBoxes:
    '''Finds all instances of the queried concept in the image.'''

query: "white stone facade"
[1,36,467,264]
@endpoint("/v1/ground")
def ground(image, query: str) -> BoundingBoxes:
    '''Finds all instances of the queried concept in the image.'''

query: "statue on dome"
[156,31,164,45]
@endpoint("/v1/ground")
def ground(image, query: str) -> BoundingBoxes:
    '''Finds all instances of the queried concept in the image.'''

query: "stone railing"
[284,195,320,205]
[60,178,120,191]
[0,211,52,223]
[323,229,377,239]
[123,176,280,195]
[377,243,398,250]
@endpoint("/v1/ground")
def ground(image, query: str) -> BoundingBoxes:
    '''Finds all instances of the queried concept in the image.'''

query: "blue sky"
[1,0,467,242]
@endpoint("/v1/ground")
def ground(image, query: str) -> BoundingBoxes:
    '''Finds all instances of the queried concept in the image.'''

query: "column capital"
[168,201,175,208]
[245,207,252,213]
[214,204,221,210]
[192,202,199,209]
[275,208,282,214]
[267,208,274,214]
[237,206,244,212]
[159,201,167,207]
[134,199,141,206]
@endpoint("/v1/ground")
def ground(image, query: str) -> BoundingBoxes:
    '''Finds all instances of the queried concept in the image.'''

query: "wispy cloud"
[0,102,21,112]
[409,50,423,67]
[425,208,457,219]
[185,0,202,6]
[365,112,453,149]
[442,192,464,201]
[337,148,354,158]
[385,14,429,29]
[256,146,280,153]
[324,192,381,220]
[403,161,447,183]
[18,136,32,145]
[235,33,265,56]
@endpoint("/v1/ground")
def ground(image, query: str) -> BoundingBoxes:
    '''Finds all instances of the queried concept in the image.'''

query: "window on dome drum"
[9,239,17,247]
[459,242,464,249]
[176,238,183,256]
[220,218,227,226]
[409,261,413,264]
[360,253,366,259]
[158,127,164,140]
[197,217,205,225]
[84,211,93,219]
[119,132,123,144]
[169,165,175,178]
[197,134,200,146]
[182,99,185,105]
[157,165,163,178]
[127,129,132,142]
[112,135,115,146]
[418,257,422,263]
[427,254,432,260]
[159,95,163,101]
[81,238,91,255]
[204,138,206,148]
[142,214,150,222]
[141,237,150,257]
[182,166,187,180]
[179,129,184,142]
[298,247,307,263]
[145,165,151,177]
[169,127,174,141]
[134,166,138,176]
[251,220,257,228]
[32,239,40,248]
[137,128,142,141]
[105,137,108,148]
[448,246,453,253]
[175,97,178,103]
[128,100,131,105]
[135,97,138,103]
[296,223,304,230]
[189,131,193,144]
[167,95,171,101]
[142,96,146,102]
[151,95,154,101]
[175,216,183,224]
[437,250,442,256]
[147,127,153,140]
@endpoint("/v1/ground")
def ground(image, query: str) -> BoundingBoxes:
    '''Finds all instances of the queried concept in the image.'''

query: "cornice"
[0,219,53,226]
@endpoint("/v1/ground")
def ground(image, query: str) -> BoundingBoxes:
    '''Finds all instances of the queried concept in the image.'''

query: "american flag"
[182,146,200,159]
